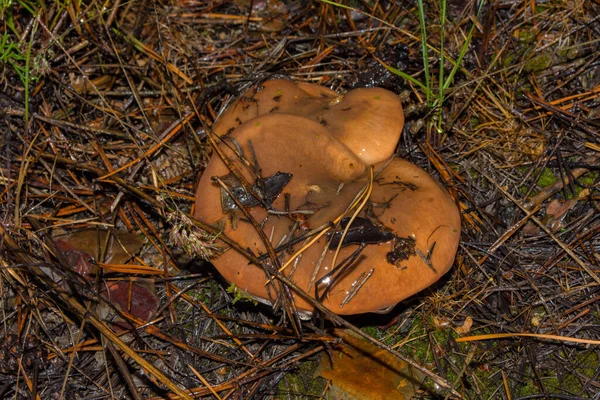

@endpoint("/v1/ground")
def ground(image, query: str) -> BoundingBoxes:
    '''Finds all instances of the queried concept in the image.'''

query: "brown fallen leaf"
[455,316,473,335]
[317,329,425,400]
[103,279,159,325]
[54,228,144,266]
[54,238,98,278]
[54,228,155,328]
[523,197,580,236]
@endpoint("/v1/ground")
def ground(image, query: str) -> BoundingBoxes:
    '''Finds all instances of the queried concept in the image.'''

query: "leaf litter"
[0,0,599,399]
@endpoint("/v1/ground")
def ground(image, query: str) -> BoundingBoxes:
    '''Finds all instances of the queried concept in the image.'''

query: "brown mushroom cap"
[195,111,460,315]
[212,79,338,137]
[212,79,404,165]
[195,113,366,226]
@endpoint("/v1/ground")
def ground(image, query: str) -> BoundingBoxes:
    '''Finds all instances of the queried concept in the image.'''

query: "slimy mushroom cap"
[194,88,460,314]
[212,79,403,165]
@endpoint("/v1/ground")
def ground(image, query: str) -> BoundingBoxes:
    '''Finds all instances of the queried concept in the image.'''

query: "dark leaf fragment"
[218,171,292,212]
[328,217,396,248]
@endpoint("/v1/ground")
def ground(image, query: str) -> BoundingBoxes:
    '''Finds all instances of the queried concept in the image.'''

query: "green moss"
[537,168,558,188]
[555,351,599,392]
[518,377,540,397]
[384,309,600,398]
[188,289,210,303]
[578,172,597,186]
[360,325,380,338]
[448,163,461,173]
[534,4,550,13]
[515,351,599,396]
[226,283,258,305]
[393,315,434,364]
[519,185,529,196]
[502,52,516,68]
[524,54,551,73]
[518,29,536,44]
[275,360,326,399]
[557,46,579,61]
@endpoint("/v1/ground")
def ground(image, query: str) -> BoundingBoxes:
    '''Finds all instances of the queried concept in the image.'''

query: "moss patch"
[276,360,326,399]
[537,168,558,188]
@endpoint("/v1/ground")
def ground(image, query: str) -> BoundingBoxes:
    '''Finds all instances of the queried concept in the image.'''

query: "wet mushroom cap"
[212,79,339,137]
[212,79,404,165]
[195,111,460,315]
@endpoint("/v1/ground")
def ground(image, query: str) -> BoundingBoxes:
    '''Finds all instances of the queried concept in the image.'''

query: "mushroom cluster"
[194,79,461,315]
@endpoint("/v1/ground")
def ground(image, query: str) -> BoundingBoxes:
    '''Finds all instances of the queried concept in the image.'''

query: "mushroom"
[194,80,461,315]
[213,79,404,165]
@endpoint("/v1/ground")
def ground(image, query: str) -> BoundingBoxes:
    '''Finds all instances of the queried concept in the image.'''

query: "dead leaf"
[54,228,144,266]
[54,238,97,279]
[523,198,577,236]
[104,279,159,324]
[317,329,425,400]
[455,316,473,335]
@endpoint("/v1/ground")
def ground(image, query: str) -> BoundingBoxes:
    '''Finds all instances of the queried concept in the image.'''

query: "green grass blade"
[438,0,446,105]
[376,57,432,98]
[443,2,484,93]
[417,0,431,103]
[319,0,352,10]
[24,33,32,122]
[320,0,431,99]
[436,0,447,131]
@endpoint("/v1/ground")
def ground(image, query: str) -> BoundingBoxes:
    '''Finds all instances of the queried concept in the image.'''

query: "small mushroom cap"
[296,81,340,99]
[195,113,460,315]
[212,80,338,137]
[198,112,365,200]
[305,88,404,165]
[212,79,404,165]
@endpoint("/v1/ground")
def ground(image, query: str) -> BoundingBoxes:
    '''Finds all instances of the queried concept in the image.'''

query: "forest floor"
[1,0,600,399]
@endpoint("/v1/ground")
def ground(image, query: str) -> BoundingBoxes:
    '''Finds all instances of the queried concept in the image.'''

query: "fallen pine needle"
[329,166,374,272]
[188,364,222,400]
[97,263,166,275]
[266,167,374,283]
[456,332,600,346]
